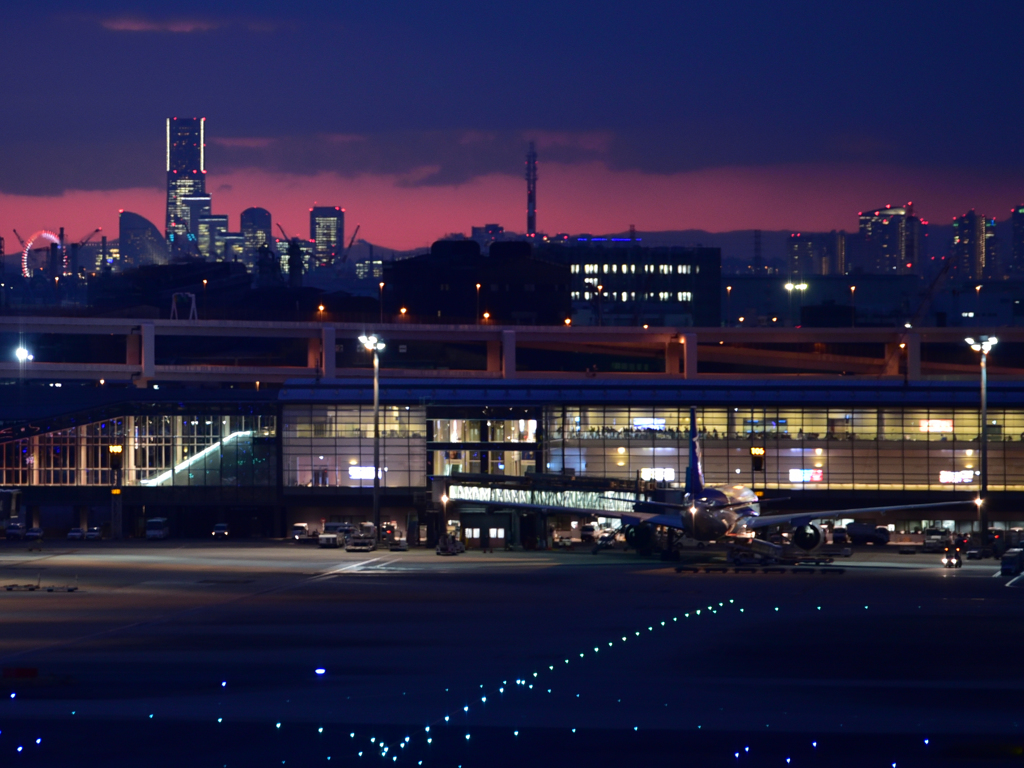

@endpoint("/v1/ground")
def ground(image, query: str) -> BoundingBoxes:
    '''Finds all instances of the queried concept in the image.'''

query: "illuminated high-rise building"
[166,117,207,252]
[241,207,272,265]
[851,203,922,275]
[197,215,228,260]
[310,206,344,266]
[952,210,997,279]
[1011,205,1024,275]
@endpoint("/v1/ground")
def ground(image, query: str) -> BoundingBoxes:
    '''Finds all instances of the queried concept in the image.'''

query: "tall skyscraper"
[310,206,344,266]
[525,142,537,237]
[1011,205,1024,275]
[952,210,997,279]
[240,207,272,265]
[852,203,922,275]
[788,231,846,276]
[196,215,228,260]
[166,117,207,252]
[120,211,169,267]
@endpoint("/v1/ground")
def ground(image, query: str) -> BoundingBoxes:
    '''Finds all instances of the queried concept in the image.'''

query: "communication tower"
[525,142,537,236]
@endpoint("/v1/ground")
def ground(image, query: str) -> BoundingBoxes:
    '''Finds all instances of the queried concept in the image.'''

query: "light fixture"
[358,334,385,352]
[15,347,32,362]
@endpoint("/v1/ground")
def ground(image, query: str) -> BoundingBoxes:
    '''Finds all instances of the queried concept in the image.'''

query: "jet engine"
[624,523,654,553]
[790,523,824,552]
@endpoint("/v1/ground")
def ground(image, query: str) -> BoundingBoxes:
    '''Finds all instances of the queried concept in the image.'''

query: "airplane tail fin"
[686,406,704,496]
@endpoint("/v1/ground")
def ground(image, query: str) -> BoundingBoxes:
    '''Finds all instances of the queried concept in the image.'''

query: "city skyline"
[3,2,1024,251]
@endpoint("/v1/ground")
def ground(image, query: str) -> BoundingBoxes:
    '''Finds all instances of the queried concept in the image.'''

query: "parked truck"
[846,522,890,546]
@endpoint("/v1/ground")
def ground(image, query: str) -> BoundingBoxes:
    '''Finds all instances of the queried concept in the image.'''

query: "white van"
[146,518,169,540]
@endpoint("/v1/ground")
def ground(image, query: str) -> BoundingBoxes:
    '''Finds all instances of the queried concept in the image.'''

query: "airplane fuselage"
[690,484,760,540]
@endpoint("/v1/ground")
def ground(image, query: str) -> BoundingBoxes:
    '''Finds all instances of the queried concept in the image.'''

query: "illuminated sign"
[348,466,385,480]
[632,418,666,430]
[640,467,675,482]
[919,419,953,433]
[750,446,766,456]
[939,470,975,484]
[789,468,823,482]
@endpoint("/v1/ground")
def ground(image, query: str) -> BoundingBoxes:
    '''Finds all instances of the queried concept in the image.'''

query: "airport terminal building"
[1,319,1023,540]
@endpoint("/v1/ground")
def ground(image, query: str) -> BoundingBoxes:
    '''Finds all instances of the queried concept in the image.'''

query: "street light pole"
[966,335,997,542]
[359,334,386,541]
[726,285,732,327]
[378,282,385,324]
[850,285,856,327]
[476,283,481,325]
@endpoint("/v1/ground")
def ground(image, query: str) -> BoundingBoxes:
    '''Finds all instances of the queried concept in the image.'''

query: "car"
[389,538,409,551]
[5,522,26,540]
[211,523,230,539]
[67,527,85,541]
[580,524,598,543]
[25,527,44,541]
[345,534,376,552]
[85,526,102,541]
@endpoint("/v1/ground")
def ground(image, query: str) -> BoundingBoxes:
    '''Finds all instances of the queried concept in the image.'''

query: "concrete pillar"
[307,337,320,372]
[141,323,155,379]
[321,326,336,379]
[486,340,501,373]
[884,344,900,375]
[501,330,516,378]
[905,333,921,381]
[30,504,40,528]
[664,340,680,374]
[78,505,89,530]
[126,333,141,366]
[680,333,697,379]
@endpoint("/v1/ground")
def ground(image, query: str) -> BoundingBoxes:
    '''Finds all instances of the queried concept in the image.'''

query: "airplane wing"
[740,499,973,530]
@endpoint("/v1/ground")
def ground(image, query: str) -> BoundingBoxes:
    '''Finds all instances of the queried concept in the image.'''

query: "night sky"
[2,1,1023,249]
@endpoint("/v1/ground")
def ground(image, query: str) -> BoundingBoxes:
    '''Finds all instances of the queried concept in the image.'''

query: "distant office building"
[165,118,207,252]
[355,258,383,280]
[471,224,505,248]
[1011,205,1024,275]
[197,215,228,260]
[952,210,997,279]
[383,240,570,325]
[847,203,923,275]
[241,207,272,265]
[276,238,314,274]
[223,233,245,263]
[120,211,169,267]
[310,206,344,266]
[788,231,846,276]
[547,244,721,327]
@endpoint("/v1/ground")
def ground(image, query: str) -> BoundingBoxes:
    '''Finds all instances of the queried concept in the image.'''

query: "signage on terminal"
[632,418,666,430]
[789,468,823,482]
[640,467,675,482]
[348,466,386,480]
[939,470,975,484]
[919,419,953,433]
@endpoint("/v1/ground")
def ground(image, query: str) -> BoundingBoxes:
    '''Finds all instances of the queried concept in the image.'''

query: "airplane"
[441,407,974,557]
[614,407,973,556]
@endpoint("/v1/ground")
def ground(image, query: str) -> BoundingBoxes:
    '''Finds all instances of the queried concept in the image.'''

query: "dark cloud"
[1,1,1024,198]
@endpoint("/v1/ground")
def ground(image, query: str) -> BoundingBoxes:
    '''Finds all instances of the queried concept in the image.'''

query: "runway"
[0,541,1021,766]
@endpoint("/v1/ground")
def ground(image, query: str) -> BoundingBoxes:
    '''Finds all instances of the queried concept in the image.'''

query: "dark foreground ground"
[0,541,1021,766]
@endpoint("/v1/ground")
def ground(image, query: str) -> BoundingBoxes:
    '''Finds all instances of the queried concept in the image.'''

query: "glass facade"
[546,406,1024,492]
[282,405,426,489]
[430,417,537,477]
[3,403,1023,494]
[0,414,276,487]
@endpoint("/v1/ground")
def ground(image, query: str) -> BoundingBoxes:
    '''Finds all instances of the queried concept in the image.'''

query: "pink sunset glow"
[2,163,1020,253]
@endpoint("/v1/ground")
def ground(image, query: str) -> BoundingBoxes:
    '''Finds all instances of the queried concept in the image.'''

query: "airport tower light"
[966,335,997,540]
[359,334,386,540]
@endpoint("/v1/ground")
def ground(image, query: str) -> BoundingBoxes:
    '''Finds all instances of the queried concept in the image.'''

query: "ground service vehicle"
[211,523,230,539]
[942,545,963,568]
[67,528,85,540]
[85,527,102,541]
[1001,548,1024,576]
[318,532,341,548]
[846,523,890,546]
[145,518,170,540]
[345,534,376,552]
[25,527,44,541]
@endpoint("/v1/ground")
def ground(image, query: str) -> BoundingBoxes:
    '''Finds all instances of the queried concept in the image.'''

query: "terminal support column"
[486,340,501,374]
[680,333,697,379]
[905,333,921,381]
[501,330,516,378]
[321,326,336,379]
[664,339,680,374]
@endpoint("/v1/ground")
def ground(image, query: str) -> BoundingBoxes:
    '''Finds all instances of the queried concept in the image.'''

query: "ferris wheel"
[21,230,63,278]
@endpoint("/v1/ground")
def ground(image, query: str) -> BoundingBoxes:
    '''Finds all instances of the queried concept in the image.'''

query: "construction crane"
[276,223,291,241]
[11,229,26,250]
[78,228,101,247]
[341,224,360,263]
